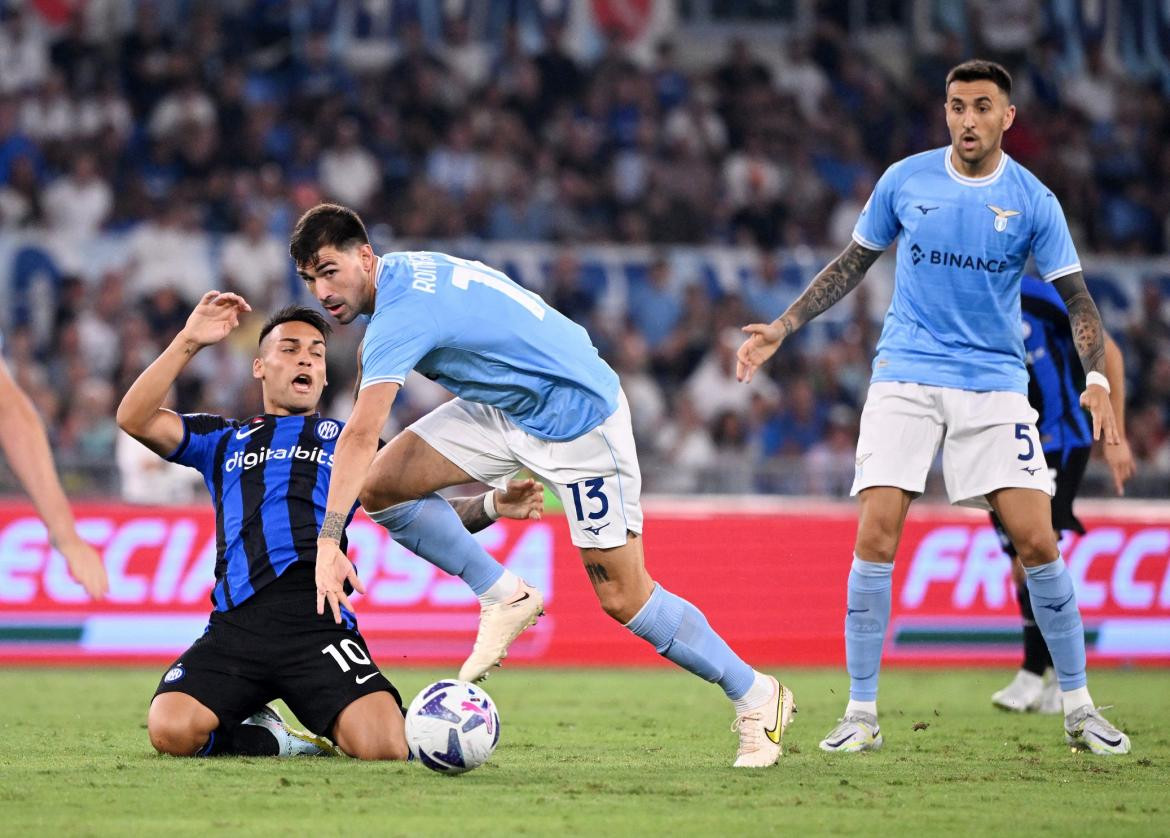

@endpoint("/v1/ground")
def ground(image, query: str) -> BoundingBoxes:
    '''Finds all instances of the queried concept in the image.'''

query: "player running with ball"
[737,60,1131,756]
[293,204,793,768]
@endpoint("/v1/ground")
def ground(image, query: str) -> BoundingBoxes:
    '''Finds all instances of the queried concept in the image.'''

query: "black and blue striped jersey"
[1020,276,1093,456]
[167,412,357,611]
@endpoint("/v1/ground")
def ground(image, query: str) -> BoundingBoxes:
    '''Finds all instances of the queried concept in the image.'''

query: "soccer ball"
[405,680,500,774]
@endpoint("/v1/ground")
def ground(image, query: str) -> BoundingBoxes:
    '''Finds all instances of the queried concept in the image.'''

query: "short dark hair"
[289,203,369,268]
[945,59,1012,97]
[258,304,332,346]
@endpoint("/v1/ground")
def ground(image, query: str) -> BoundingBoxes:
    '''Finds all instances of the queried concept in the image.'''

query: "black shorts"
[153,565,401,737]
[991,445,1090,557]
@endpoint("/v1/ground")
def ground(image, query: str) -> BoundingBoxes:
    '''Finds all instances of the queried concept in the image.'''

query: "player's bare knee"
[595,587,642,624]
[340,732,409,761]
[854,532,898,564]
[1014,532,1059,567]
[147,714,202,756]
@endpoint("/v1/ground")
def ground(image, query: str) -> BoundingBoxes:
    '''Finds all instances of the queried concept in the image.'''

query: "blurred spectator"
[655,397,716,494]
[42,151,111,237]
[684,327,779,425]
[220,211,291,308]
[0,152,41,228]
[0,4,50,95]
[319,116,379,211]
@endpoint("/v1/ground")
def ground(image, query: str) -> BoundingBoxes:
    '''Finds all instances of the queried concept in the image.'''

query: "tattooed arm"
[449,478,545,533]
[1053,271,1119,444]
[736,241,882,382]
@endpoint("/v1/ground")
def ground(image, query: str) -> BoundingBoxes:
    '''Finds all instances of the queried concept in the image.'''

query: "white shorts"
[850,381,1052,510]
[407,391,643,549]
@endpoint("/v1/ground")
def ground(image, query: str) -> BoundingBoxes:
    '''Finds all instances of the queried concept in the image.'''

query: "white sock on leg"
[478,569,520,606]
[732,671,775,715]
[846,699,877,717]
[1061,686,1093,717]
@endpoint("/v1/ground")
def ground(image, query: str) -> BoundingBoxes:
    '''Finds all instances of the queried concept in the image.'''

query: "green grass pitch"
[1,667,1166,836]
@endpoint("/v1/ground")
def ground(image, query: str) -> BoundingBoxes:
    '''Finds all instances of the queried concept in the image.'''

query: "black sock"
[1018,585,1052,675]
[195,724,279,757]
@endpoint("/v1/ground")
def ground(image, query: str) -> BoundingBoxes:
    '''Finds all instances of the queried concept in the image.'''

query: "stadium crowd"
[0,0,1167,498]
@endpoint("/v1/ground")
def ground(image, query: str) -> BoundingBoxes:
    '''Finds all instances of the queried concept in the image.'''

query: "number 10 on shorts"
[321,639,371,672]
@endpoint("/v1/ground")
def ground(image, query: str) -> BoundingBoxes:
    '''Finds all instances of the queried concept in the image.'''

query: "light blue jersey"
[853,147,1081,394]
[360,251,620,441]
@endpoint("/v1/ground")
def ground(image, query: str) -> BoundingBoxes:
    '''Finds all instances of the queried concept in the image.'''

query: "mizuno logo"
[915,205,939,215]
[582,523,610,536]
[1021,466,1042,475]
[355,672,379,684]
[1040,593,1075,613]
[235,424,264,440]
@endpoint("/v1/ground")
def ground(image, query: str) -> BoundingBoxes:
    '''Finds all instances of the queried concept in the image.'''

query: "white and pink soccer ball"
[405,680,500,774]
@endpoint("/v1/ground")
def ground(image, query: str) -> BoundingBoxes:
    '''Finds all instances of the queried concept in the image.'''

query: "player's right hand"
[315,538,366,624]
[181,291,252,347]
[736,319,790,382]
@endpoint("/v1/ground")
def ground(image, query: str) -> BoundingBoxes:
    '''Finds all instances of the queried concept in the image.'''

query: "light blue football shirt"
[360,251,620,441]
[853,147,1081,394]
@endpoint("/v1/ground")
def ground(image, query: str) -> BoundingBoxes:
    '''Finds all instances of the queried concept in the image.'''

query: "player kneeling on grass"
[117,294,542,759]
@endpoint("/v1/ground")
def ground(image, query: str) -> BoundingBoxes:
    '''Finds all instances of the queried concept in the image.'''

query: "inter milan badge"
[315,419,341,442]
[163,664,186,684]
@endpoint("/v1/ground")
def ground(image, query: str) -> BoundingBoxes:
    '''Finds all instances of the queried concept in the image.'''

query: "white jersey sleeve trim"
[852,230,890,251]
[358,374,406,390]
[1041,263,1082,282]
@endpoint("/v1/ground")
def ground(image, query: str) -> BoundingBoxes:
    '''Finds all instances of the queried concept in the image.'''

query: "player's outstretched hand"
[495,478,544,521]
[1080,383,1120,446]
[736,319,789,383]
[58,534,108,600]
[315,539,366,624]
[181,291,252,348]
[1103,436,1136,496]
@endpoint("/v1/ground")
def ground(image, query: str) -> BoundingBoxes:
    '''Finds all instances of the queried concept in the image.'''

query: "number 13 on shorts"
[557,476,627,548]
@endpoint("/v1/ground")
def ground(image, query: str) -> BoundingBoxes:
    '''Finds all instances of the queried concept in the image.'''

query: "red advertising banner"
[1,500,1168,667]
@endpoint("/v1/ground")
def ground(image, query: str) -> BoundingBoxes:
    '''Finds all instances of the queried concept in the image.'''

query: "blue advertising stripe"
[0,625,84,643]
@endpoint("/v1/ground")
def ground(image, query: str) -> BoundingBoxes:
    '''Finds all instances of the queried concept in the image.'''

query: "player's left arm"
[315,380,399,622]
[449,478,545,533]
[0,358,108,599]
[1052,271,1119,445]
[1101,333,1135,494]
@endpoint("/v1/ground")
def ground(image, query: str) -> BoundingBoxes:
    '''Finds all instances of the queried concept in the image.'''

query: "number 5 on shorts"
[1014,423,1035,461]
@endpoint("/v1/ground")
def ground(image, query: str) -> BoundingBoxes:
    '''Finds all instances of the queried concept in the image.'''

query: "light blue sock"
[1024,557,1087,690]
[846,557,893,702]
[625,583,755,700]
[367,494,505,595]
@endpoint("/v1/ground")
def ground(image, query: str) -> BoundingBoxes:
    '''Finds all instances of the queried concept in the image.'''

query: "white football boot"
[1064,705,1131,755]
[1034,669,1062,715]
[991,669,1045,712]
[819,711,883,752]
[240,705,338,756]
[458,579,544,682]
[731,676,796,768]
